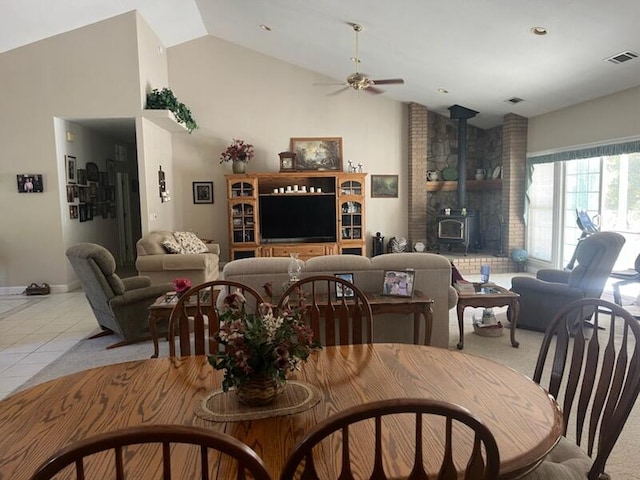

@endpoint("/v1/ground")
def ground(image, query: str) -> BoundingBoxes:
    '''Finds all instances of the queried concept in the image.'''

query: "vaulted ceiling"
[3,0,640,129]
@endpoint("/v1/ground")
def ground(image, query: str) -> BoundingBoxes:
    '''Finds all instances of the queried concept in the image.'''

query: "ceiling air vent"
[605,51,638,64]
[505,97,524,104]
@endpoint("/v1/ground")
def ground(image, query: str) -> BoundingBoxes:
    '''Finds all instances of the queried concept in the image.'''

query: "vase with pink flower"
[172,277,192,298]
[220,138,254,174]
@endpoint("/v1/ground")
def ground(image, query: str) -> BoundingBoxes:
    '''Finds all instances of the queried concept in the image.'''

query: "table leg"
[413,303,434,345]
[456,304,466,350]
[149,313,160,359]
[507,300,520,348]
[423,303,433,346]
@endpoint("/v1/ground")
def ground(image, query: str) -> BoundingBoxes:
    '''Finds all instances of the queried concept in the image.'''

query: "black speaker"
[372,232,385,257]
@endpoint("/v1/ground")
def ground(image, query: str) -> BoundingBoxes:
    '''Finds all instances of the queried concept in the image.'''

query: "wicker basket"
[235,375,284,406]
[473,321,504,337]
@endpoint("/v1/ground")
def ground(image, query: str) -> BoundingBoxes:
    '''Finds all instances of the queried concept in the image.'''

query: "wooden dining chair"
[276,275,373,346]
[279,398,500,480]
[520,298,640,480]
[29,424,271,480]
[168,280,265,357]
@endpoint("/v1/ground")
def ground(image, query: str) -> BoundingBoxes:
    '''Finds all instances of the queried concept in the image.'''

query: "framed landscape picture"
[290,137,342,171]
[371,174,399,198]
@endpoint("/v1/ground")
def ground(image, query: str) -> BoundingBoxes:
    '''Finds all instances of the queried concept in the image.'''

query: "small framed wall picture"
[17,174,44,193]
[193,181,214,204]
[278,151,297,172]
[371,174,399,198]
[381,270,415,297]
[65,155,77,184]
[334,272,355,299]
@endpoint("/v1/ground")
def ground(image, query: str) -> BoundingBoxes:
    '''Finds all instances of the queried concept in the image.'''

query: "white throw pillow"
[173,231,209,254]
[161,239,185,254]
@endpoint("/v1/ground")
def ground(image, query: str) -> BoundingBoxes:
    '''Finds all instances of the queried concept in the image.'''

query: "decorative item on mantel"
[208,289,321,406]
[220,138,254,174]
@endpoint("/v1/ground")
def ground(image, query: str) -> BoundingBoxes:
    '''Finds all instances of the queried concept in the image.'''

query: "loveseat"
[135,230,220,285]
[222,253,457,348]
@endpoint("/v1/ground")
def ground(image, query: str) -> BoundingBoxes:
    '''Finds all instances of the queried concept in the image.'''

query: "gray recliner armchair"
[66,243,173,348]
[511,231,625,332]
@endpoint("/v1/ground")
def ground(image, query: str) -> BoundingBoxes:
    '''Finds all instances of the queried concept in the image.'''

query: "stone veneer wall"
[407,104,528,272]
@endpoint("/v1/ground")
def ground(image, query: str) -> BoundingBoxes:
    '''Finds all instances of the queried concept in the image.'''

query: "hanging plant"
[145,87,198,133]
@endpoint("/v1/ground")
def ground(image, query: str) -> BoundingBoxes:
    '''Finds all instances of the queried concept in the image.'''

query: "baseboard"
[0,281,81,296]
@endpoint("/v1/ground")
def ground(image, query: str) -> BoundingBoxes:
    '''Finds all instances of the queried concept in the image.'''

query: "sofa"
[135,230,220,285]
[222,253,458,348]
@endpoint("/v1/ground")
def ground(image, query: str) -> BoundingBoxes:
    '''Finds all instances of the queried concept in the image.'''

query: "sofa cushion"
[161,239,185,254]
[173,231,209,254]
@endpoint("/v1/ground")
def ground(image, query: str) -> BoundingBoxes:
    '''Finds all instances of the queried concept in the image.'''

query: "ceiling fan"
[327,23,404,96]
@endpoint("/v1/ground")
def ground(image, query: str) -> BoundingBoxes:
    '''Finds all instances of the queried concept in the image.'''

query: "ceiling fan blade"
[365,86,385,95]
[371,78,405,85]
[314,81,347,86]
[328,86,351,96]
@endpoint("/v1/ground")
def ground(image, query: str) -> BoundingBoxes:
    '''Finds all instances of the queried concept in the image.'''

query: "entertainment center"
[226,172,366,260]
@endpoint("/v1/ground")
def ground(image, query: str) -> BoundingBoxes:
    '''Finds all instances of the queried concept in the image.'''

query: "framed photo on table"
[334,273,355,299]
[381,270,415,297]
[290,137,342,171]
[192,181,214,204]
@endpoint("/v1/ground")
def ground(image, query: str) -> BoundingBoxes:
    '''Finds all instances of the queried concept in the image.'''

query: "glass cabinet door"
[340,201,362,240]
[340,180,363,196]
[231,202,255,243]
[230,181,255,198]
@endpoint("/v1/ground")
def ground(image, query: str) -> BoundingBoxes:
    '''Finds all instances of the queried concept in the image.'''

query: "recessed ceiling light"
[259,24,272,32]
[437,88,449,94]
[530,26,547,36]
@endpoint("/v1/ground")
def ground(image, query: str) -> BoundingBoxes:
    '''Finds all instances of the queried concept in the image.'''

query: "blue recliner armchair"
[510,231,625,332]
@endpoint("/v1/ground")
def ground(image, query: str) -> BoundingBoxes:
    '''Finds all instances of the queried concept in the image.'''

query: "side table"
[455,284,520,350]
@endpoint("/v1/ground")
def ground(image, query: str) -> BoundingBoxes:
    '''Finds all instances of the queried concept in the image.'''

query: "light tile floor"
[0,272,635,401]
[0,292,96,399]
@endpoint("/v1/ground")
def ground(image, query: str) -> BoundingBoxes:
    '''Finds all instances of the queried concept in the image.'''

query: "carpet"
[12,307,640,479]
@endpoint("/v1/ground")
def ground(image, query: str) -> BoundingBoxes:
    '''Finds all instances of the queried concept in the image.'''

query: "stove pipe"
[448,105,479,208]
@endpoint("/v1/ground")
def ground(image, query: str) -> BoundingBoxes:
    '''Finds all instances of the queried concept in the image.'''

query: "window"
[527,153,639,271]
[526,163,555,262]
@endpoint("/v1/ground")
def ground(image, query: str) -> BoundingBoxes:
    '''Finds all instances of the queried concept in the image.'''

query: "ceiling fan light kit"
[326,23,404,96]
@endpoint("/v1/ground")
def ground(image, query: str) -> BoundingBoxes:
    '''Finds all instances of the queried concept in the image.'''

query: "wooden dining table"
[0,344,563,479]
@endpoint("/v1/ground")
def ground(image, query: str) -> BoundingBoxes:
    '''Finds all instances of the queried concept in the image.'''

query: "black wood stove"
[436,209,480,255]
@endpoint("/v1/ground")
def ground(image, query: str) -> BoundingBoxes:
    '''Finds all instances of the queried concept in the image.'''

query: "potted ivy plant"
[145,87,198,133]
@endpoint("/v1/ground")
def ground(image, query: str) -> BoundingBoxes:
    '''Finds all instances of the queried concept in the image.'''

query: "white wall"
[0,12,147,292]
[528,85,640,154]
[167,35,408,261]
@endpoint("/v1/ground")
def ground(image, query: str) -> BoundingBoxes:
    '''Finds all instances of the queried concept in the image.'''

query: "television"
[259,195,336,243]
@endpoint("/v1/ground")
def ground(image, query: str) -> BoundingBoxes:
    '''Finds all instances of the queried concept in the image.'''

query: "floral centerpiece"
[219,138,254,163]
[172,277,192,298]
[208,287,320,405]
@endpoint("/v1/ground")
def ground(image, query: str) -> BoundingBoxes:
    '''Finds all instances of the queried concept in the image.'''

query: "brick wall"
[408,103,428,247]
[502,113,528,253]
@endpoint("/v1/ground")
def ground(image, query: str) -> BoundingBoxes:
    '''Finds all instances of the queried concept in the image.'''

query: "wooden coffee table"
[455,283,520,350]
